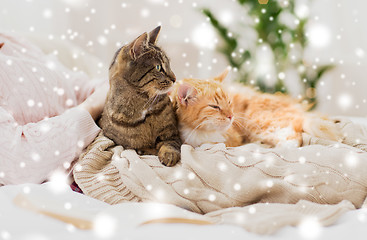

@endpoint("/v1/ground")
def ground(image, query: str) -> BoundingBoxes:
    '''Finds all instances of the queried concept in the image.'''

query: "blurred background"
[1,0,366,116]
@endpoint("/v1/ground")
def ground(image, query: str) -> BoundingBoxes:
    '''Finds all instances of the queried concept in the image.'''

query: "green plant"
[202,0,334,108]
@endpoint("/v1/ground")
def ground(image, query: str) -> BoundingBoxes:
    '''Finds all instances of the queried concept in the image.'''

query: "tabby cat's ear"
[0,43,4,49]
[178,83,197,106]
[130,32,149,60]
[214,68,230,82]
[148,26,161,45]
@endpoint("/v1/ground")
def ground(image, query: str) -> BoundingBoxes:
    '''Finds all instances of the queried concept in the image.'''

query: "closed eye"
[209,105,221,110]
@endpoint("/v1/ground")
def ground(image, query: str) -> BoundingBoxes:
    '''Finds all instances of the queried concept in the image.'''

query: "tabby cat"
[170,69,340,148]
[99,26,181,166]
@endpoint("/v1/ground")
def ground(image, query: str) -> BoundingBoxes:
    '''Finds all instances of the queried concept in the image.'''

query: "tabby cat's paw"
[158,145,181,167]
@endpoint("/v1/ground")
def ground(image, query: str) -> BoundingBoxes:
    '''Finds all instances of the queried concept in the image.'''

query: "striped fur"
[99,26,181,166]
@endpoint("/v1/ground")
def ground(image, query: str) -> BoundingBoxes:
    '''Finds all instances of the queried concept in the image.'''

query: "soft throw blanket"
[73,118,367,234]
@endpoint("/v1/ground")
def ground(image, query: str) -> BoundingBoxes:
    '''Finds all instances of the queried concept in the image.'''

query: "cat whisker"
[184,119,214,144]
[143,89,160,108]
[231,115,248,121]
[151,90,160,104]
[233,118,262,132]
[233,116,262,127]
[142,88,155,103]
[232,119,247,130]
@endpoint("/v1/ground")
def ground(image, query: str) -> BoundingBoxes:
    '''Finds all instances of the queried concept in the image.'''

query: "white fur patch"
[276,139,300,148]
[141,109,148,119]
[180,126,226,147]
[303,114,342,141]
[264,127,300,148]
[273,127,296,141]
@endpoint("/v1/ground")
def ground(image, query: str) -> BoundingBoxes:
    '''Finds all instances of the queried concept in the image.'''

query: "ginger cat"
[170,69,340,148]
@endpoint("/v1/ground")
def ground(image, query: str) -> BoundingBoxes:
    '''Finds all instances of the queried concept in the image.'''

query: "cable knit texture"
[0,33,102,185]
[74,118,367,234]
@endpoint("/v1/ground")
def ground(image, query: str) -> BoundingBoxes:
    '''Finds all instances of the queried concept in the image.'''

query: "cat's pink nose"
[227,115,233,120]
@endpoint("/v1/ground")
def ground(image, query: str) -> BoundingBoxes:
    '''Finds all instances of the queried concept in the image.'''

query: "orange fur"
[170,76,235,147]
[170,70,311,147]
[229,90,306,146]
[171,69,341,148]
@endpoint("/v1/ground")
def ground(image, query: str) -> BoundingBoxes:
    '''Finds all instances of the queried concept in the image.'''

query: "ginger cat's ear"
[178,83,197,106]
[130,32,148,60]
[0,43,4,49]
[148,26,161,45]
[214,68,230,82]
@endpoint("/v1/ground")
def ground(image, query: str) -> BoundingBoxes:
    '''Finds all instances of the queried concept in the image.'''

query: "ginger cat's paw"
[158,145,181,167]
[276,139,301,148]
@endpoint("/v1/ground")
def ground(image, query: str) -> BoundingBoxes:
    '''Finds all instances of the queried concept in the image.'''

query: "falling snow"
[233,183,241,191]
[31,152,41,162]
[93,214,117,238]
[1,231,11,240]
[1,1,367,239]
[27,99,35,107]
[238,156,246,163]
[47,171,69,193]
[345,152,359,168]
[299,156,306,164]
[208,194,216,202]
[188,172,195,180]
[266,180,274,188]
[23,186,31,194]
[64,202,72,210]
[298,217,321,239]
[63,161,71,169]
[217,162,228,172]
[248,206,256,214]
[77,140,85,148]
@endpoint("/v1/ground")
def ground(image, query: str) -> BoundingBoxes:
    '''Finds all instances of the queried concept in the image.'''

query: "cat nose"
[169,71,176,83]
[227,115,233,120]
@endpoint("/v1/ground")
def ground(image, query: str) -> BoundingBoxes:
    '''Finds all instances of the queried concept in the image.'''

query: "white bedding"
[1,36,367,239]
[2,116,367,239]
[1,181,367,240]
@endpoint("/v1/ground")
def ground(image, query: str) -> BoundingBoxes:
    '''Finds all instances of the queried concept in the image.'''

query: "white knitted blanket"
[73,118,367,234]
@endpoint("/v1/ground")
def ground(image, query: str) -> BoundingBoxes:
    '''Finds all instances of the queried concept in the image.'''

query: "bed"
[1,177,367,240]
[1,38,367,240]
[0,118,367,239]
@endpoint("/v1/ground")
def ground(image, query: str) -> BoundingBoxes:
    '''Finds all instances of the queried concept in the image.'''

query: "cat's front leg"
[157,142,181,167]
[155,103,182,166]
[260,128,302,148]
